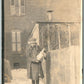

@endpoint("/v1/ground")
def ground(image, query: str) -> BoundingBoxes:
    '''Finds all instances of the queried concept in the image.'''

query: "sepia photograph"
[3,0,82,84]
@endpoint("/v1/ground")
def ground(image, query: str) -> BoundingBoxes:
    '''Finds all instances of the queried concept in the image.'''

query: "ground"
[5,69,44,84]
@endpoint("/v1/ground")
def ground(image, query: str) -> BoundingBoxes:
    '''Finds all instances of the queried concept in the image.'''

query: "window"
[12,31,21,51]
[10,0,25,16]
[21,0,25,15]
[14,63,20,68]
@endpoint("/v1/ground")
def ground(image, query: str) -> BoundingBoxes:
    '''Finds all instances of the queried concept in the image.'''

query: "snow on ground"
[5,69,44,84]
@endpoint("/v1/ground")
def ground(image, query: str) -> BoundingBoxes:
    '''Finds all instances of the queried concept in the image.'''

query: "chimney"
[47,10,53,22]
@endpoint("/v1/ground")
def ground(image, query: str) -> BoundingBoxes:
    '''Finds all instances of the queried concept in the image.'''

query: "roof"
[36,22,80,24]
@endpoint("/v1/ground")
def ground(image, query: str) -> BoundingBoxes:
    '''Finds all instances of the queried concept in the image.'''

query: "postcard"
[3,0,82,84]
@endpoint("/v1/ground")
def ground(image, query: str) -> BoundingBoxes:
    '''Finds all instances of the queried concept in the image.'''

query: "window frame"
[12,30,21,52]
[10,0,25,16]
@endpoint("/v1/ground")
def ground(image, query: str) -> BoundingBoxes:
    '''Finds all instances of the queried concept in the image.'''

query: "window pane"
[21,0,24,6]
[21,0,25,15]
[11,0,14,5]
[17,32,21,42]
[17,43,21,51]
[21,6,25,15]
[10,6,16,15]
[12,32,16,42]
[15,7,19,16]
[12,43,16,51]
[15,0,19,7]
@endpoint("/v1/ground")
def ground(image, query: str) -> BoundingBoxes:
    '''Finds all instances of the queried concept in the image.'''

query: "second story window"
[10,0,25,16]
[12,31,21,52]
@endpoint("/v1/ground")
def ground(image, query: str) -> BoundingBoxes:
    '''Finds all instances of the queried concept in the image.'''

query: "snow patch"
[5,69,44,84]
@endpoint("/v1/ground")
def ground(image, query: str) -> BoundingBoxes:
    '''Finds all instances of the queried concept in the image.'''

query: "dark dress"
[26,45,44,80]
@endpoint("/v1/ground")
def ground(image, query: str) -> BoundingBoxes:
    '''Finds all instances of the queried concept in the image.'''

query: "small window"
[14,63,20,68]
